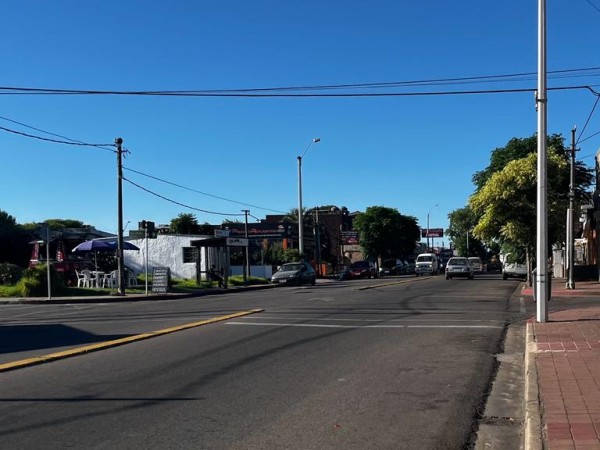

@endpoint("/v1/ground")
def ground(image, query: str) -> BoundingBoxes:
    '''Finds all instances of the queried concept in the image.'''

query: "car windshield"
[417,256,433,262]
[350,261,369,268]
[280,263,302,271]
[449,258,467,265]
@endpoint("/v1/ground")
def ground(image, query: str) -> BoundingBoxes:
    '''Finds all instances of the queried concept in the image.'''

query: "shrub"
[0,263,23,285]
[17,264,65,296]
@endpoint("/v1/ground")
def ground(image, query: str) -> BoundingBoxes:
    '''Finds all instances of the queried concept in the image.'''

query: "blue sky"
[2,1,600,248]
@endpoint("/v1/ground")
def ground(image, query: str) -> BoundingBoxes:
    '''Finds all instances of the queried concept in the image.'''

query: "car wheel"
[469,274,474,280]
[445,275,450,280]
[502,273,508,280]
[311,277,316,286]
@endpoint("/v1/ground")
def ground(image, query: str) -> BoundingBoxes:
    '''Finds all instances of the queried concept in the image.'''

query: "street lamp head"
[313,138,321,143]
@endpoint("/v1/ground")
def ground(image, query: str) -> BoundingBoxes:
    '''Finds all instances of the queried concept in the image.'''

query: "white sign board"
[214,229,230,237]
[226,237,248,247]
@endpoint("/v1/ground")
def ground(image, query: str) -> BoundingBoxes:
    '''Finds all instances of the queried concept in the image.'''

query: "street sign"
[214,229,230,238]
[422,228,444,238]
[226,237,248,247]
[129,230,145,239]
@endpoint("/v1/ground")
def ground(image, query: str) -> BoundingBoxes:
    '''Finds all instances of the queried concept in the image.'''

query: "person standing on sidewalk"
[209,265,225,288]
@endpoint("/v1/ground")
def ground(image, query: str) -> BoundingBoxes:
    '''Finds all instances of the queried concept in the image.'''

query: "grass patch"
[0,285,21,297]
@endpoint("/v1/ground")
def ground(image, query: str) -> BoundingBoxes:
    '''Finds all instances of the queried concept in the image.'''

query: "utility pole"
[536,0,548,322]
[116,137,125,295]
[242,209,250,285]
[566,126,577,289]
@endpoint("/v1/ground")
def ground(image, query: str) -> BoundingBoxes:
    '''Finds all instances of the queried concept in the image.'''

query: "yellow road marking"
[0,309,263,373]
[356,276,433,290]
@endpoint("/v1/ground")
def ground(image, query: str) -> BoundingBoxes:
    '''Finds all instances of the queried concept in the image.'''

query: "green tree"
[447,206,486,257]
[170,213,200,234]
[469,148,570,261]
[353,206,420,263]
[472,134,593,200]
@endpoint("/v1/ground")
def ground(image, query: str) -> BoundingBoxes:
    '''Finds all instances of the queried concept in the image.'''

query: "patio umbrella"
[72,240,115,253]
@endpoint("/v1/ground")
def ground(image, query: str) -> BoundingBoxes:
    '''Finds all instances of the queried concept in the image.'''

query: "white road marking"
[248,315,503,323]
[226,322,503,329]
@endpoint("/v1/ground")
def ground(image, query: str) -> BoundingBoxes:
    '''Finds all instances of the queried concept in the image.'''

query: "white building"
[124,234,211,279]
[123,234,273,280]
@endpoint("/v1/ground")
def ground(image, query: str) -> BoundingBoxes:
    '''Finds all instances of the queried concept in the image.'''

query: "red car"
[349,261,377,279]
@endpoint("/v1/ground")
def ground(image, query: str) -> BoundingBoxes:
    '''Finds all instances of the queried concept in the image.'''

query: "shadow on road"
[0,324,129,354]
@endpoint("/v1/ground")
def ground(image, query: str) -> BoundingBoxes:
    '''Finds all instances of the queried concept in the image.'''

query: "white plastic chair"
[103,270,118,288]
[75,270,86,288]
[81,269,96,288]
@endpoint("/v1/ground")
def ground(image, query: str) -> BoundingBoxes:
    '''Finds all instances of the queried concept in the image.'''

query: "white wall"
[124,234,210,279]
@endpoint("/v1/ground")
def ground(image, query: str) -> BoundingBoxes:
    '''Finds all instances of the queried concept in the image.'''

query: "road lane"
[0,274,525,449]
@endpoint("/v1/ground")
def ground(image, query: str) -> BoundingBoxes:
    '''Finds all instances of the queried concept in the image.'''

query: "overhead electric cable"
[124,167,286,214]
[0,114,114,151]
[576,94,600,144]
[123,177,244,217]
[585,0,600,14]
[0,125,114,149]
[1,66,600,96]
[0,86,587,98]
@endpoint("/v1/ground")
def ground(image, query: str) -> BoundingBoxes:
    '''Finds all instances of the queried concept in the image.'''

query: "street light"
[426,204,438,252]
[297,138,320,258]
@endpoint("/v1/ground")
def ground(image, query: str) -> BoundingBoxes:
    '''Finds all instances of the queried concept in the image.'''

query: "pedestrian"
[209,265,224,288]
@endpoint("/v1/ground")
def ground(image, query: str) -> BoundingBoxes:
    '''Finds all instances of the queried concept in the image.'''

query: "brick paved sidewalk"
[530,307,600,450]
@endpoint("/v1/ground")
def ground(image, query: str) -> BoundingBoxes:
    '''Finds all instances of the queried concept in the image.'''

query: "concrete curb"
[0,283,275,305]
[524,321,543,450]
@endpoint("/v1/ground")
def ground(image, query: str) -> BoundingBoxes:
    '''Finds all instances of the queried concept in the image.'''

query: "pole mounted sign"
[422,228,444,238]
[226,237,248,247]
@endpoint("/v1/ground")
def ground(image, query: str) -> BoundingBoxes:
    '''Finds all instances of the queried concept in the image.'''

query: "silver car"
[468,257,483,275]
[271,262,316,286]
[445,257,474,280]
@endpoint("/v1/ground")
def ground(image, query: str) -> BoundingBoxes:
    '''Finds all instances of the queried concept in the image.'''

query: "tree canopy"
[352,206,420,262]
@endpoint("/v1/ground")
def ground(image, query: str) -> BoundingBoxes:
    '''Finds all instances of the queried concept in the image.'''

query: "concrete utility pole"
[242,209,250,284]
[536,0,548,322]
[116,137,126,295]
[566,127,577,289]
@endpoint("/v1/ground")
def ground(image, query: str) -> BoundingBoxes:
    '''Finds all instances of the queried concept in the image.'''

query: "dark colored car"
[271,262,316,286]
[349,261,377,279]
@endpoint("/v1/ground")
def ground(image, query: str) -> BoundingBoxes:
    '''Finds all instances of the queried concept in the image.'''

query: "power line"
[123,177,244,217]
[0,85,594,98]
[1,66,600,96]
[124,167,287,214]
[0,125,114,149]
[585,0,600,14]
[576,94,600,144]
[0,115,114,151]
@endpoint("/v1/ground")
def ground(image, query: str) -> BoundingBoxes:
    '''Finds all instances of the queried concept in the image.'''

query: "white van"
[415,253,439,276]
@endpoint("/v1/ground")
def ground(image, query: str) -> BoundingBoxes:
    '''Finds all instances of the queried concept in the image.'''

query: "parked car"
[271,262,316,286]
[404,259,416,274]
[468,257,484,274]
[349,261,377,279]
[502,262,528,280]
[379,259,403,276]
[445,257,474,279]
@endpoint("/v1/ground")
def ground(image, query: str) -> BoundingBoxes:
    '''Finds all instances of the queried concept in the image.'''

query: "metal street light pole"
[426,204,438,252]
[297,138,320,258]
[536,0,548,322]
[566,126,577,289]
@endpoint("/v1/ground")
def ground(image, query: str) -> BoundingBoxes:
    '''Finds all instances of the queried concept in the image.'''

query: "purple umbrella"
[72,240,140,272]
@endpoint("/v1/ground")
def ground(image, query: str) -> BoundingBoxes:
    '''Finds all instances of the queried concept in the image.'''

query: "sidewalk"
[523,278,600,450]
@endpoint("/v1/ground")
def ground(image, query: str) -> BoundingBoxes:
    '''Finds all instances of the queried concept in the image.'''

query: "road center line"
[0,309,263,373]
[226,322,503,329]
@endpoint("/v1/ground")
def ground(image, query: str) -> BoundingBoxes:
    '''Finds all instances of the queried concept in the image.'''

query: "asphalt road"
[0,273,524,449]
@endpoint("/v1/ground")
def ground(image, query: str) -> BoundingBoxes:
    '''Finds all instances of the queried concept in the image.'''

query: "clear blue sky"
[2,1,600,247]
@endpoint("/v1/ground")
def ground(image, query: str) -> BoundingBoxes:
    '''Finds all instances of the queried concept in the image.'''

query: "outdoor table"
[91,271,105,288]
